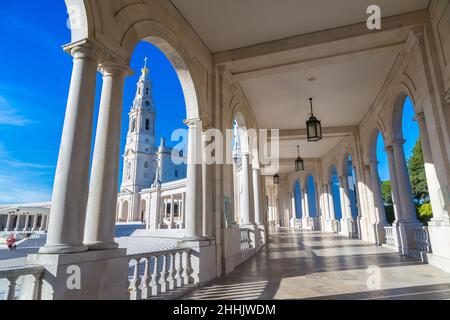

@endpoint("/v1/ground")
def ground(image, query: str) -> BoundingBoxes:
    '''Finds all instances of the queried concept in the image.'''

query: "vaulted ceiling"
[171,0,430,174]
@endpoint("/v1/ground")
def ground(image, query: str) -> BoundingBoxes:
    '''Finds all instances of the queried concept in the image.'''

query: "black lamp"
[306,98,322,142]
[295,145,304,171]
[273,174,280,185]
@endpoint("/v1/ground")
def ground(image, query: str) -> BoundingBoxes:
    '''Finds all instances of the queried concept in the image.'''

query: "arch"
[64,0,93,42]
[306,175,318,218]
[140,199,146,222]
[122,22,202,121]
[329,164,343,220]
[294,180,303,219]
[120,201,129,222]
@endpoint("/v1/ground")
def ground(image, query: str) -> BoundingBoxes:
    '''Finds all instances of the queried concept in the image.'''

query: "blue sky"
[377,97,419,182]
[0,2,420,205]
[0,1,185,204]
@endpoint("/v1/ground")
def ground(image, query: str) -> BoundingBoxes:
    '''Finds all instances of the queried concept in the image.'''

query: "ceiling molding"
[213,10,428,64]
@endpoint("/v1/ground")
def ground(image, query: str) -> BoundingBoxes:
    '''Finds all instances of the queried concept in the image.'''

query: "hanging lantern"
[295,145,304,171]
[306,98,322,142]
[273,174,280,185]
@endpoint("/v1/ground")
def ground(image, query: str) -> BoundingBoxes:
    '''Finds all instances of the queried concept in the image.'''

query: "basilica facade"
[116,60,186,223]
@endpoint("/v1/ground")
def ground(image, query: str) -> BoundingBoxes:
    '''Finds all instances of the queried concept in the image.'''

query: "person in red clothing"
[6,234,17,250]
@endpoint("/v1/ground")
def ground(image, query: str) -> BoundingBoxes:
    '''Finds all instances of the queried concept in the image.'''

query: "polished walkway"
[184,228,450,300]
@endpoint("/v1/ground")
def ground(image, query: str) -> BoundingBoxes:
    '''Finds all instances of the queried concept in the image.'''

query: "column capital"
[183,118,202,127]
[391,139,406,147]
[98,59,132,77]
[70,44,100,61]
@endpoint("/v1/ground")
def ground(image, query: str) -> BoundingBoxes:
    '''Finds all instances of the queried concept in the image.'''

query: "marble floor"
[184,228,450,300]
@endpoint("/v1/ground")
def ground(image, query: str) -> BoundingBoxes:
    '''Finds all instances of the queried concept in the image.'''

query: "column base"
[324,219,337,233]
[84,240,119,250]
[22,248,128,300]
[39,243,88,254]
[339,218,353,237]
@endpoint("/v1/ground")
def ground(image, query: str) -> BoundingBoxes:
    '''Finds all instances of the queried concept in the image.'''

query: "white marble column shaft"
[40,45,98,254]
[184,119,203,238]
[252,168,262,224]
[84,61,127,249]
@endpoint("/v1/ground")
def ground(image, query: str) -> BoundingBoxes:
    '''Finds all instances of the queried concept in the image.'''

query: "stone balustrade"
[240,228,252,251]
[415,226,432,253]
[0,265,44,300]
[384,226,395,247]
[127,247,194,300]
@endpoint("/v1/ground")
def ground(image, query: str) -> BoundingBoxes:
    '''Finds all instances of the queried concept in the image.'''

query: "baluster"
[129,259,142,300]
[182,250,194,284]
[174,251,184,288]
[5,276,18,300]
[141,257,151,299]
[159,254,168,293]
[167,253,176,290]
[31,272,43,300]
[150,255,161,296]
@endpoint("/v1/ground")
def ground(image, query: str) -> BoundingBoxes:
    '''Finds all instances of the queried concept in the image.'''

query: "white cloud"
[0,143,53,204]
[0,185,51,204]
[0,95,32,126]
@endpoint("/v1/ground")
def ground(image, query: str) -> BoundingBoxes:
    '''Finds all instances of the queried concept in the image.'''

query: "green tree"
[407,139,428,203]
[381,180,392,206]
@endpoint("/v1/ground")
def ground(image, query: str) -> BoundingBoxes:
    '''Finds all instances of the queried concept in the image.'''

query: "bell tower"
[119,58,157,220]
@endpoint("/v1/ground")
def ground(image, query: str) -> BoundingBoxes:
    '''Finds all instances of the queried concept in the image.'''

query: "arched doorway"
[330,165,342,221]
[306,175,317,218]
[121,201,129,222]
[294,180,302,219]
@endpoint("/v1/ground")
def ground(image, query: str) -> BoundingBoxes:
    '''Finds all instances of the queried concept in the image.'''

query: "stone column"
[240,152,251,225]
[84,61,127,250]
[14,214,21,231]
[31,215,38,232]
[369,161,388,226]
[170,194,175,229]
[39,215,46,232]
[181,192,186,228]
[327,184,336,221]
[304,188,310,218]
[385,145,402,221]
[184,119,203,239]
[392,139,419,222]
[40,45,98,254]
[252,168,262,224]
[415,112,448,220]
[5,214,12,232]
[342,176,353,220]
[23,215,30,231]
[338,177,346,219]
[327,184,336,232]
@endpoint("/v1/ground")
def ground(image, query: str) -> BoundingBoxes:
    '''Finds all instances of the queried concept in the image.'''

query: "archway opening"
[330,165,342,220]
[294,180,302,219]
[117,39,191,224]
[393,95,433,224]
[307,175,317,218]
[345,155,359,219]
[375,131,395,224]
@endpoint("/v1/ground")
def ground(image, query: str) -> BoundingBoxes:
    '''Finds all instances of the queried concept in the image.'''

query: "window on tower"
[145,119,150,130]
[131,118,136,132]
[146,88,149,95]
[144,162,148,169]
